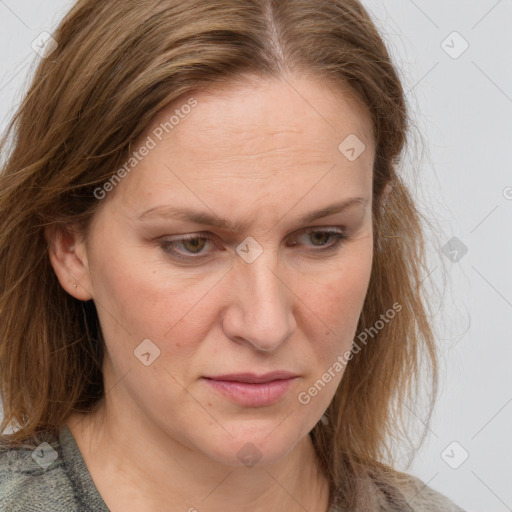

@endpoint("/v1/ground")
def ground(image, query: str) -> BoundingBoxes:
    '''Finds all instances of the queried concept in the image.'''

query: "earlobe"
[44,224,93,301]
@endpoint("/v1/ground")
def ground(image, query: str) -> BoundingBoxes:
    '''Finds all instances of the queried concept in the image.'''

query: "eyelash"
[158,228,348,262]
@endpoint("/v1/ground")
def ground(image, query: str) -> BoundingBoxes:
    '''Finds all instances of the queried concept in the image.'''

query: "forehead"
[105,75,375,216]
[155,74,373,153]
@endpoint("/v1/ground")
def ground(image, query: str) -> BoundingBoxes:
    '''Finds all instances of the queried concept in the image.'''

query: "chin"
[197,423,305,468]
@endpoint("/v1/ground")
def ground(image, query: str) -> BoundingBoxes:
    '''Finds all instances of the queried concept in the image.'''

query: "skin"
[47,73,376,512]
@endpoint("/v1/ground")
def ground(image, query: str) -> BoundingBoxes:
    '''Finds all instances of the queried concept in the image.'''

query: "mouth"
[203,371,299,384]
[201,371,299,407]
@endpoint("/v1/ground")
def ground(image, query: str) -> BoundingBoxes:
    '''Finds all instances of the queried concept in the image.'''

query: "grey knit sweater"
[0,425,465,511]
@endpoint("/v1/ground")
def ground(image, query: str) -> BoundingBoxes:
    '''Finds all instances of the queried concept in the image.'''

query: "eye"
[158,228,348,263]
[287,228,347,253]
[159,234,215,261]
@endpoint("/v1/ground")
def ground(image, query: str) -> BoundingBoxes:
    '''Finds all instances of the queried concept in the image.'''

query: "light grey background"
[1,1,511,511]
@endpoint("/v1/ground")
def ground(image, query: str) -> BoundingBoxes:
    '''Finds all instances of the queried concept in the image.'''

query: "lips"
[203,371,298,384]
[202,371,299,407]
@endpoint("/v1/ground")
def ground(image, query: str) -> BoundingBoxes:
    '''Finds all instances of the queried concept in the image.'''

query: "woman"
[0,1,465,511]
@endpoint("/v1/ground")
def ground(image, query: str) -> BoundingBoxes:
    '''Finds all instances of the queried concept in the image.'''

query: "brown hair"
[0,0,438,509]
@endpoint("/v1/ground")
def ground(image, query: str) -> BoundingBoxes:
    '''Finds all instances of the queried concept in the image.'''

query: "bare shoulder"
[397,474,466,512]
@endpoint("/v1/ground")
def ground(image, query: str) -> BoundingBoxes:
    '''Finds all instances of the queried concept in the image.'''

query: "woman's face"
[69,75,375,466]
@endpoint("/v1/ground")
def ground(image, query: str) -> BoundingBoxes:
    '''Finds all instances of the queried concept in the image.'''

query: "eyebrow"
[138,197,369,232]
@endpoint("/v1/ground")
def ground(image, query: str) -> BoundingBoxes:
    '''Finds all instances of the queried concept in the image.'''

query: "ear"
[44,224,93,301]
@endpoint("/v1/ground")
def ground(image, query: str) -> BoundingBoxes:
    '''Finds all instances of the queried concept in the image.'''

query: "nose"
[221,249,297,352]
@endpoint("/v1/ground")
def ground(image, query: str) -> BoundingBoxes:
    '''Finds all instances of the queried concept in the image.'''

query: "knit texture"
[0,426,465,511]
[0,426,109,511]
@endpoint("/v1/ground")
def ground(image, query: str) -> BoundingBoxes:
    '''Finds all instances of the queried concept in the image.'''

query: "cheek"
[297,247,373,356]
[291,250,372,410]
[88,238,223,367]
